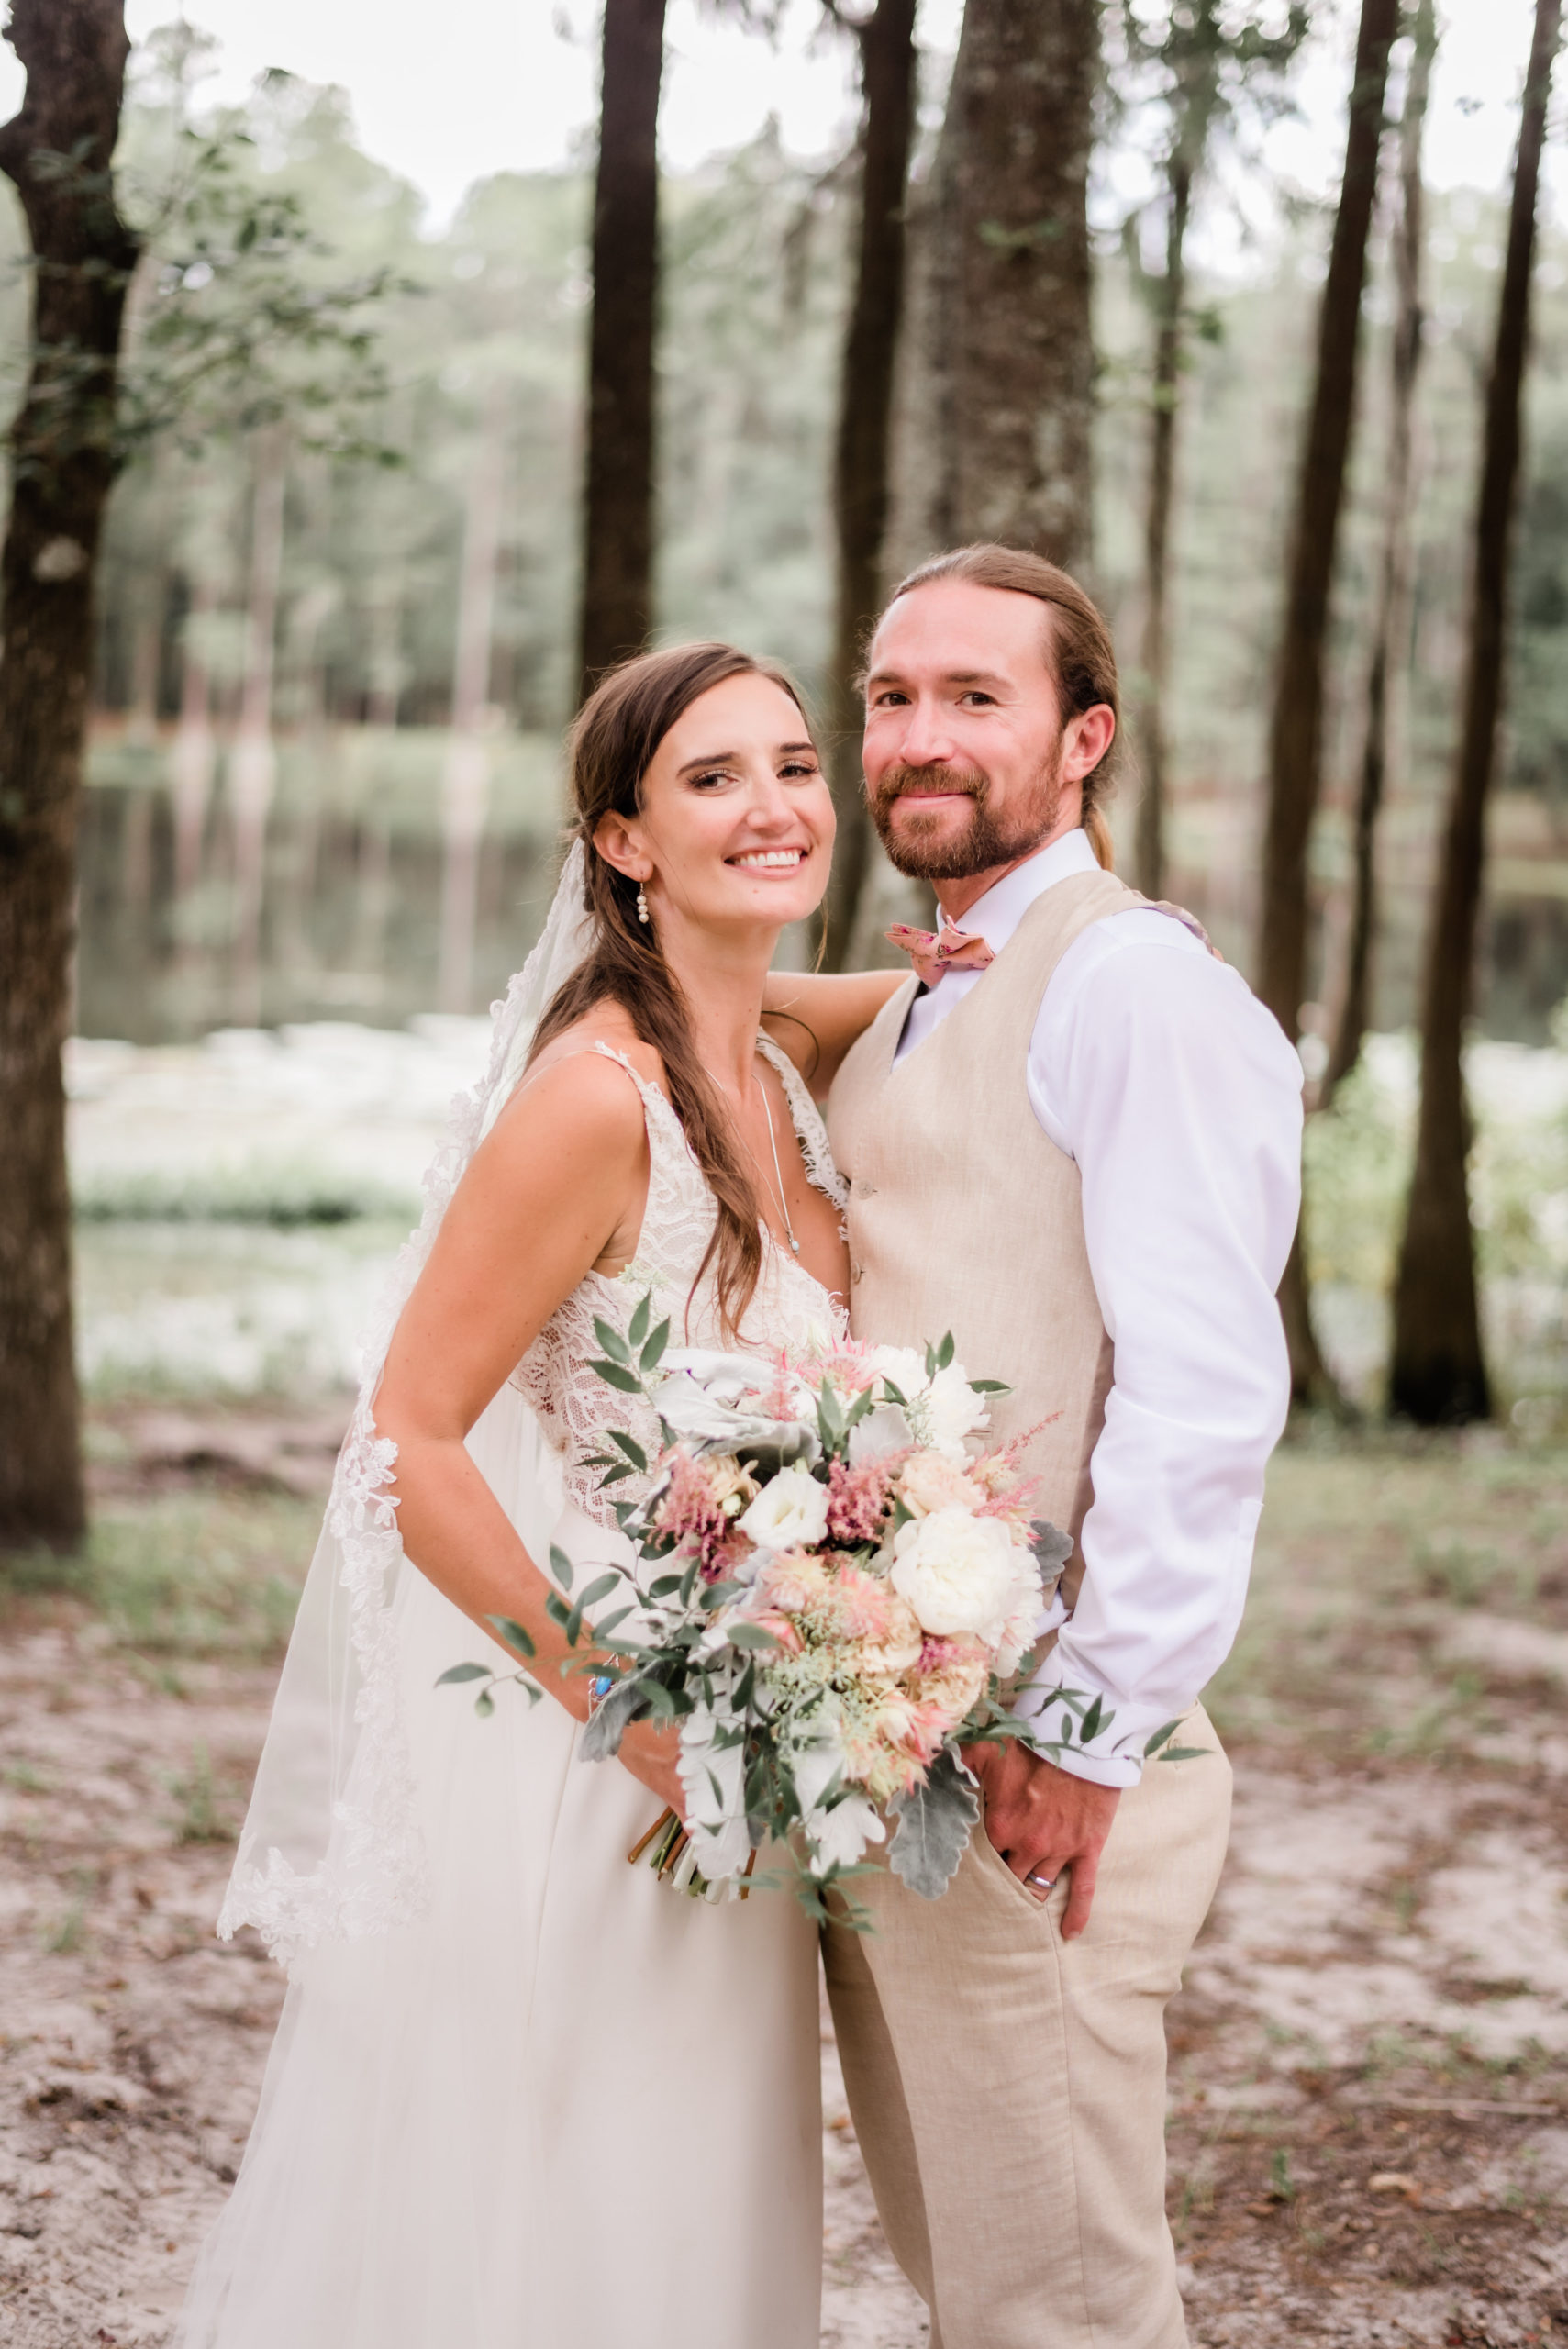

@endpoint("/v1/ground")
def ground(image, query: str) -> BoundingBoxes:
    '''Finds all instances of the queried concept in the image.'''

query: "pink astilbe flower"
[825,1458,891,1544]
[653,1447,748,1579]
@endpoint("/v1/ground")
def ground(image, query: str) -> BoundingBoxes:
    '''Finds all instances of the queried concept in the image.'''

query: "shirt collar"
[936,827,1100,954]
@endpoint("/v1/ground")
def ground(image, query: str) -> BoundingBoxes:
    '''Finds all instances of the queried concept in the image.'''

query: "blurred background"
[1,2,1567,2343]
[8,0,1561,1427]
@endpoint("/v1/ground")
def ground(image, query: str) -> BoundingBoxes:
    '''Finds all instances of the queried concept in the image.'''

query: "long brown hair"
[884,545,1122,870]
[529,640,812,1337]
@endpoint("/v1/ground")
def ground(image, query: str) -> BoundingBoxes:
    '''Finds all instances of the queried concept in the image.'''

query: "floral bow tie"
[884,919,995,988]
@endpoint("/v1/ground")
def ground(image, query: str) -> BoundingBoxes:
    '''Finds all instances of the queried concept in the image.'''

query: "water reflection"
[78,725,564,1043]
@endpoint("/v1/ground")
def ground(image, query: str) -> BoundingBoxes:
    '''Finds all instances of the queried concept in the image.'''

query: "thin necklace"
[706,1056,802,1258]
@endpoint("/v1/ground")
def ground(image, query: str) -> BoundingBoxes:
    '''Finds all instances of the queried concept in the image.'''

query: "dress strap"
[754,1030,849,1218]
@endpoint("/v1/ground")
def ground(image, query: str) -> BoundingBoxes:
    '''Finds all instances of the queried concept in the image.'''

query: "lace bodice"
[515,1035,848,1523]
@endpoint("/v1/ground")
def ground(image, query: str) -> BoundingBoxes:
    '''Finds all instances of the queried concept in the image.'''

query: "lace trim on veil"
[217,862,594,1965]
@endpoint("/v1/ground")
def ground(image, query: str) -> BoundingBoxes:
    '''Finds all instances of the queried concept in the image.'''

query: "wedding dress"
[176,860,845,2348]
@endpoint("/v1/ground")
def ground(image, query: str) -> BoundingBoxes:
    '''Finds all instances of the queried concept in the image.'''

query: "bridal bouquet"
[452,1302,1115,1917]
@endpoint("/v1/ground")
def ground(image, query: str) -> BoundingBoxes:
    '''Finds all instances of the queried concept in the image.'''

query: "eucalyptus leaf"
[485,1615,537,1659]
[1143,1718,1182,1757]
[591,1359,644,1395]
[1079,1694,1105,1743]
[887,1749,979,1899]
[608,1429,648,1471]
[628,1291,652,1349]
[474,1687,495,1718]
[436,1661,491,1686]
[592,1316,632,1364]
[1156,1745,1210,1764]
[550,1544,575,1592]
[726,1621,782,1650]
[640,1319,671,1372]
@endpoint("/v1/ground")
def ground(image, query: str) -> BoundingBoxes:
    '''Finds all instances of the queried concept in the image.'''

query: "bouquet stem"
[626,1809,757,1904]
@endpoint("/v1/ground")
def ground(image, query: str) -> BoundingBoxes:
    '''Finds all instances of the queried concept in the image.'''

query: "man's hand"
[962,1738,1121,1940]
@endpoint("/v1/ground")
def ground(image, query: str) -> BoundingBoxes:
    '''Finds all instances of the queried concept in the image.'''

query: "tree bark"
[899,0,1096,572]
[229,427,285,1027]
[1255,0,1396,1406]
[1324,0,1435,1098]
[576,0,667,698]
[819,0,917,969]
[1133,153,1191,902]
[1389,0,1560,1426]
[0,0,136,1552]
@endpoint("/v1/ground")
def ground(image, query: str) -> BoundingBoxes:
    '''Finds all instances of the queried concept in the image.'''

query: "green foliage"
[0,1483,314,1655]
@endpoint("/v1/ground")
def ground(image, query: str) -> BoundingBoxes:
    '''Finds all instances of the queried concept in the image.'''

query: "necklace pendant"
[789,1235,801,1255]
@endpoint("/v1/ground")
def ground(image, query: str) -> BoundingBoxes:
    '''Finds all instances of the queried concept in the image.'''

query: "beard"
[869,746,1065,883]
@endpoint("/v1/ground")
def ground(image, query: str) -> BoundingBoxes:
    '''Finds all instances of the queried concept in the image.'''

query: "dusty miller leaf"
[887,1749,979,1900]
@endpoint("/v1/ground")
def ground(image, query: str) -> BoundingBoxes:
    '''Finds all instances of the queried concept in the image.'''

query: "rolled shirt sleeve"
[1013,915,1304,1786]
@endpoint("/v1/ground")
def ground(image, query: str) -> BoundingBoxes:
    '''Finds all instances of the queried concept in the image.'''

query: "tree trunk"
[1324,0,1435,1099]
[1255,0,1396,1406]
[0,0,136,1553]
[172,571,217,900]
[1133,153,1191,902]
[819,0,917,969]
[1389,0,1560,1426]
[900,0,1096,571]
[576,0,667,698]
[439,389,506,1015]
[229,427,285,1027]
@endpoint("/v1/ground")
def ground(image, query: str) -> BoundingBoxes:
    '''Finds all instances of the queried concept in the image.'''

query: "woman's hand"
[615,1715,687,1819]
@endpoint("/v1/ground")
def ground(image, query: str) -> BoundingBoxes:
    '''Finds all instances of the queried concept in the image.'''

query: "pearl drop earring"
[636,883,651,925]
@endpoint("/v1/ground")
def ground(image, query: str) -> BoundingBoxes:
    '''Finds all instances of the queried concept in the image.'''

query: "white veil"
[217,845,595,1965]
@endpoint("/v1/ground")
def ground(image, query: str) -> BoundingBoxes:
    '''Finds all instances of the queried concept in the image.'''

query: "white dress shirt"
[894,827,1303,1786]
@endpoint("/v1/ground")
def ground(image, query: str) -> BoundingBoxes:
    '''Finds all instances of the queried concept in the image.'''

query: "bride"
[177,641,895,2348]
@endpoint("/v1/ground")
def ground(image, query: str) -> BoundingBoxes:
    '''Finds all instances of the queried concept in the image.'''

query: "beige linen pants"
[822,1708,1231,2349]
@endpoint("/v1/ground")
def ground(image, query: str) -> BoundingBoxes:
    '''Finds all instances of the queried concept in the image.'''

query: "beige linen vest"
[828,867,1148,1609]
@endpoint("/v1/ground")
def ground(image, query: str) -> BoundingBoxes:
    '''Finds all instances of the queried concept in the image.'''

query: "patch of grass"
[3,1486,315,1661]
[165,1741,236,1844]
[41,1899,85,1955]
[1209,1432,1568,1760]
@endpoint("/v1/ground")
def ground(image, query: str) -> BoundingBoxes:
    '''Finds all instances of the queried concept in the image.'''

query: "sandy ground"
[2,1428,1566,2346]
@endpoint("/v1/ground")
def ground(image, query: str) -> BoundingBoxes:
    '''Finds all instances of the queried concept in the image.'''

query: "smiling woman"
[178,640,855,2348]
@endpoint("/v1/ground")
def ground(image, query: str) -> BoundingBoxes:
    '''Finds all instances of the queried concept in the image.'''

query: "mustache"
[873,762,989,808]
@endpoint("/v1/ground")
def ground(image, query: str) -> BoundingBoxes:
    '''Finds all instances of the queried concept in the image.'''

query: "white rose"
[922,1362,990,1459]
[891,1507,1036,1648]
[738,1462,830,1553]
[867,1344,927,1398]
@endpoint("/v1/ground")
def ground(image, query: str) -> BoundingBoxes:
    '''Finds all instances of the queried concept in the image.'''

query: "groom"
[823,543,1302,2349]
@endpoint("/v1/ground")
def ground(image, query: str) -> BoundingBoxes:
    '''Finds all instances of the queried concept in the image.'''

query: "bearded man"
[807,544,1303,2349]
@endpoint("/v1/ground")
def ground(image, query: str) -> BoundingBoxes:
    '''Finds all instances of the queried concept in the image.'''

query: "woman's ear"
[592,808,648,885]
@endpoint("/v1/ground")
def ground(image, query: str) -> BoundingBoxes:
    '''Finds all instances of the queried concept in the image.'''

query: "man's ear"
[1062,704,1115,785]
[592,808,647,885]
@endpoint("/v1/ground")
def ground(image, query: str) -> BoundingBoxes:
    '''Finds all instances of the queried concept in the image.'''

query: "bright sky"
[0,0,1556,236]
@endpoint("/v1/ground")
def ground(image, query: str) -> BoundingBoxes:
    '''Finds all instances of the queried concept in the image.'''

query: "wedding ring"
[1025,1870,1055,1892]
